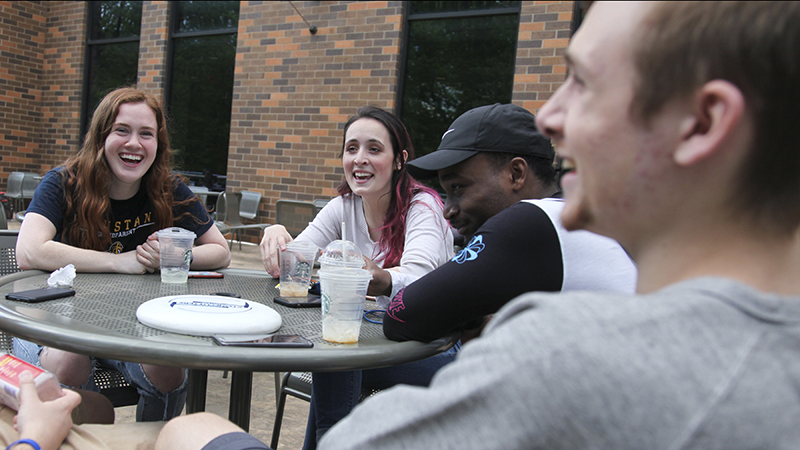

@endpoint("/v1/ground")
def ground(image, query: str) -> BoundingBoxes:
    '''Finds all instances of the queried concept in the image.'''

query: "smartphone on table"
[5,287,75,303]
[274,294,321,308]
[212,334,313,348]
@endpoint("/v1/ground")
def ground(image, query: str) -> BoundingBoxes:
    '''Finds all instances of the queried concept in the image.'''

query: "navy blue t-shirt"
[28,168,213,253]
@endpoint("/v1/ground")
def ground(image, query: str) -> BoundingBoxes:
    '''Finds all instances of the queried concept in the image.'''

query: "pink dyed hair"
[337,106,442,267]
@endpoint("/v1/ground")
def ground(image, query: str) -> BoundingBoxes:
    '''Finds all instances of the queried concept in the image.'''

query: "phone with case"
[212,334,313,348]
[5,287,75,303]
[274,294,321,308]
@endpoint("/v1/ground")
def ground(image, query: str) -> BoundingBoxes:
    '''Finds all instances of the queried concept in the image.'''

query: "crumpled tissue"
[47,264,76,288]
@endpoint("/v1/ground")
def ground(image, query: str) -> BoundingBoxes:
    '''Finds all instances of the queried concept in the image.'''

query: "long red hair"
[336,106,442,267]
[61,87,183,250]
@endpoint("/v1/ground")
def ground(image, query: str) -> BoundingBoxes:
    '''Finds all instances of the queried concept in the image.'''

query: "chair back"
[313,198,330,215]
[0,230,20,276]
[214,192,243,224]
[21,173,40,200]
[0,204,6,230]
[276,200,317,237]
[5,173,24,199]
[223,192,244,227]
[239,190,262,220]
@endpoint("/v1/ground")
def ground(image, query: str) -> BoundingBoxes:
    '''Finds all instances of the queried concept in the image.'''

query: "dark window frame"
[163,2,239,114]
[164,1,239,179]
[80,1,142,143]
[395,2,523,119]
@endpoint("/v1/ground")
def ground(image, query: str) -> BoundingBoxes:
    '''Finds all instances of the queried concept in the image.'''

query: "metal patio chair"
[228,190,271,250]
[275,200,318,237]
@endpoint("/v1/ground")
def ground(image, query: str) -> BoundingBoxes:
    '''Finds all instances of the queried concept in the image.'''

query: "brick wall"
[138,1,169,97]
[0,1,48,180]
[229,0,406,228]
[39,1,86,172]
[514,1,572,113]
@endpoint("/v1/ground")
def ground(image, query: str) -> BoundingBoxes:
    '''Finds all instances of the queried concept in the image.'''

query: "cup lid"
[319,239,364,268]
[285,241,318,253]
[157,227,197,240]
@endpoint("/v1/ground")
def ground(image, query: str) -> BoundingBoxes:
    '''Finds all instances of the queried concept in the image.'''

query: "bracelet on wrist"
[6,439,41,450]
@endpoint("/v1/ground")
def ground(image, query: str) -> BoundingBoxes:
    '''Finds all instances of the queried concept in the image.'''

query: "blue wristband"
[6,439,41,450]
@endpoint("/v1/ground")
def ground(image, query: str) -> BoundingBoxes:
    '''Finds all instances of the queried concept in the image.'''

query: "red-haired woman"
[14,87,231,422]
[260,105,454,449]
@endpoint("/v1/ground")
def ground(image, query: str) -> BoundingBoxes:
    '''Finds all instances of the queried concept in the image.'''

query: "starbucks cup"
[279,241,319,297]
[157,227,196,284]
[318,267,372,344]
[319,239,365,271]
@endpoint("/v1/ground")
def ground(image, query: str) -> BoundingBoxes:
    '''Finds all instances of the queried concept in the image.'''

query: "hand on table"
[115,251,150,274]
[136,233,161,272]
[260,225,292,278]
[15,371,80,450]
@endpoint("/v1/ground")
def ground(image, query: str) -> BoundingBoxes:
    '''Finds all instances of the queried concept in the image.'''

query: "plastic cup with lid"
[157,227,196,284]
[319,239,365,270]
[318,266,372,344]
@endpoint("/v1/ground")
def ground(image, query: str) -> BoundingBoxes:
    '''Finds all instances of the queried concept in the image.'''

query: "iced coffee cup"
[157,227,196,284]
[279,241,319,297]
[318,267,372,344]
[319,239,365,271]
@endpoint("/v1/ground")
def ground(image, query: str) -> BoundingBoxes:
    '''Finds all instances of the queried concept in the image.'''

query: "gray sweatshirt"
[320,277,800,449]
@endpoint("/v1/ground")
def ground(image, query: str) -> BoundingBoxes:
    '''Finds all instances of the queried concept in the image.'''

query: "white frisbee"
[136,295,282,336]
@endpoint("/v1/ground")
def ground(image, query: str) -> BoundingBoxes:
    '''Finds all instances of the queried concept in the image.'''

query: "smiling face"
[438,153,516,240]
[103,102,158,199]
[342,118,406,203]
[535,2,680,244]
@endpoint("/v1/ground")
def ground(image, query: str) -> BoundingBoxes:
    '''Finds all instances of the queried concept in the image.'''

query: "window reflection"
[87,42,139,115]
[90,1,143,40]
[409,1,519,15]
[168,1,239,178]
[82,1,142,139]
[173,1,240,33]
[401,3,520,166]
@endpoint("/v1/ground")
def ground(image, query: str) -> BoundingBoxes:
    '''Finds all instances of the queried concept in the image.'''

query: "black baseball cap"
[407,103,554,179]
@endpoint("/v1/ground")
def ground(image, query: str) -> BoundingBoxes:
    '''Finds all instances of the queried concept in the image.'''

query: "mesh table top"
[0,269,454,372]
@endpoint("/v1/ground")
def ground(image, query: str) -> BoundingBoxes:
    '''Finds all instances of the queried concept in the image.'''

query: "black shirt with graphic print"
[383,201,563,343]
[27,168,213,253]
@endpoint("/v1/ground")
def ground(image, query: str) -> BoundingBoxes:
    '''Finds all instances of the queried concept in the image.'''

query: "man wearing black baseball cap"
[385,103,636,342]
[406,103,559,241]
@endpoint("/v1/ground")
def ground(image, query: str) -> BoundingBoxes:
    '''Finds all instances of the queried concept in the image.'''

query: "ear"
[673,80,747,167]
[397,149,408,170]
[508,157,528,190]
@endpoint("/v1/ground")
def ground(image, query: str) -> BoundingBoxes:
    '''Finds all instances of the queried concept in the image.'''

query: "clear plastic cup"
[318,267,372,344]
[319,239,365,270]
[157,227,196,284]
[279,241,319,297]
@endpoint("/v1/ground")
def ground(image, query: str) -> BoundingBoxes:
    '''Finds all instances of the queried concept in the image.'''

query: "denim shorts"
[13,337,187,421]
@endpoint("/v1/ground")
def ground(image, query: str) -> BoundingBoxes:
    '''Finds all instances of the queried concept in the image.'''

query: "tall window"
[81,1,143,139]
[167,1,239,179]
[398,1,521,161]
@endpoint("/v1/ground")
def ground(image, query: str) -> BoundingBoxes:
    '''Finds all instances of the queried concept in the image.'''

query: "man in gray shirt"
[154,2,800,449]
